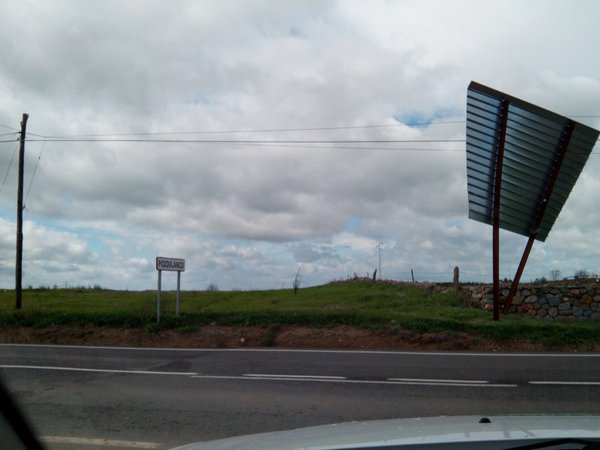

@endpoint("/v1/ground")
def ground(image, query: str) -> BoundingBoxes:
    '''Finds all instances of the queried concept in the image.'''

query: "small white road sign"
[156,257,185,272]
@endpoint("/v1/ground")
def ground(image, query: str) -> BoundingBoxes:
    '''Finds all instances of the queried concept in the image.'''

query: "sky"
[1,0,599,291]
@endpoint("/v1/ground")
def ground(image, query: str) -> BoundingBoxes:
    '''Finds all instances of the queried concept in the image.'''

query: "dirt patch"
[0,325,262,349]
[273,326,548,351]
[1,324,598,352]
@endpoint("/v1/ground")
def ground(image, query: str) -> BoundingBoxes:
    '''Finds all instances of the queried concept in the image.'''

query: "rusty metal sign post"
[491,99,509,321]
[501,122,575,314]
[155,257,185,323]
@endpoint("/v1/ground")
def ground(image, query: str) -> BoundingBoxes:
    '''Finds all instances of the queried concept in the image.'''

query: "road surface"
[1,344,599,449]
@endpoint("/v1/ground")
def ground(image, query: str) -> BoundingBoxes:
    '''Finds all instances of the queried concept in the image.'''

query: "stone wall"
[465,282,600,321]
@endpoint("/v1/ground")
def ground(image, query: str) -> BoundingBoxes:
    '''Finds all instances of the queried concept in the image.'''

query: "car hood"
[171,415,600,450]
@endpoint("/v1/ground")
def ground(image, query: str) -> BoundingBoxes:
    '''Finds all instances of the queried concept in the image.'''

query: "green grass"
[1,281,599,348]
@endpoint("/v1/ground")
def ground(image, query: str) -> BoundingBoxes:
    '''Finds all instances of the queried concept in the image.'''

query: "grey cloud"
[1,1,599,289]
[289,242,341,264]
[4,0,468,243]
[22,221,96,265]
[0,218,97,286]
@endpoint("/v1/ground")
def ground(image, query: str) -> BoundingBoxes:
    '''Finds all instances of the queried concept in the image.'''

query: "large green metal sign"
[466,81,599,318]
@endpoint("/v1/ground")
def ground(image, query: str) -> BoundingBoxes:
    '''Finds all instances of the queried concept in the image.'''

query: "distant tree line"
[26,284,105,290]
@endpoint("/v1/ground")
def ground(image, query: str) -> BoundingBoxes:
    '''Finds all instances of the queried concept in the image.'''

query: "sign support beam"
[176,271,181,316]
[156,270,162,323]
[492,99,509,321]
[502,121,575,314]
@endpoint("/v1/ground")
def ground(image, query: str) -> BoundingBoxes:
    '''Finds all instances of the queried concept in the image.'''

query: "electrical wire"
[23,137,598,153]
[24,140,46,208]
[26,138,466,144]
[236,143,464,152]
[0,122,19,132]
[26,120,466,139]
[19,114,600,158]
[23,137,470,154]
[25,116,600,140]
[0,141,18,195]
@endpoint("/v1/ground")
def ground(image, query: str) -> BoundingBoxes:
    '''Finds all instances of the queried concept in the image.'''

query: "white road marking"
[388,377,488,384]
[191,374,517,387]
[0,364,197,376]
[381,380,516,388]
[9,363,596,388]
[0,364,517,387]
[2,343,599,357]
[244,373,346,380]
[41,435,160,448]
[529,381,600,386]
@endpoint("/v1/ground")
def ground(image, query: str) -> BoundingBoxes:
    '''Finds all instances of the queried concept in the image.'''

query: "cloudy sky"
[1,0,599,291]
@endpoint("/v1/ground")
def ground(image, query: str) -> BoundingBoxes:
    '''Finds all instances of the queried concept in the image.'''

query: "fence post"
[454,266,460,293]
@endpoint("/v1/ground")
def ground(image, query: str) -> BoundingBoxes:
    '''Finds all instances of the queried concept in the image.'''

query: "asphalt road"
[1,344,600,449]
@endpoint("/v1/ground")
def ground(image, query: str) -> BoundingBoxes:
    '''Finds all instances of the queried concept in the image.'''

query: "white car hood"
[172,415,600,450]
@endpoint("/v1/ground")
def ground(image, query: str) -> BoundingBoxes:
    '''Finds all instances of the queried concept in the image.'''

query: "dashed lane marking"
[190,374,517,387]
[244,373,346,380]
[3,343,600,357]
[529,381,600,386]
[388,377,488,384]
[41,436,160,449]
[0,364,197,376]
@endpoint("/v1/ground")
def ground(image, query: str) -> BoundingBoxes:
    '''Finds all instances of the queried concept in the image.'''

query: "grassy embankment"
[1,281,599,347]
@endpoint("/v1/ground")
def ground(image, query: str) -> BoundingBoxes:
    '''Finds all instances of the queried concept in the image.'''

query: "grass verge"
[1,281,599,348]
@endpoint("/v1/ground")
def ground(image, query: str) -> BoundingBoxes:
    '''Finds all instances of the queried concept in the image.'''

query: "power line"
[25,115,600,140]
[0,122,19,132]
[0,141,18,195]
[24,140,46,208]
[228,142,465,151]
[241,140,599,151]
[23,137,599,154]
[26,120,466,139]
[26,138,466,144]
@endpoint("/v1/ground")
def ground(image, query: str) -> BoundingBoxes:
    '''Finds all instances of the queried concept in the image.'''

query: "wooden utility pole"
[16,113,28,310]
